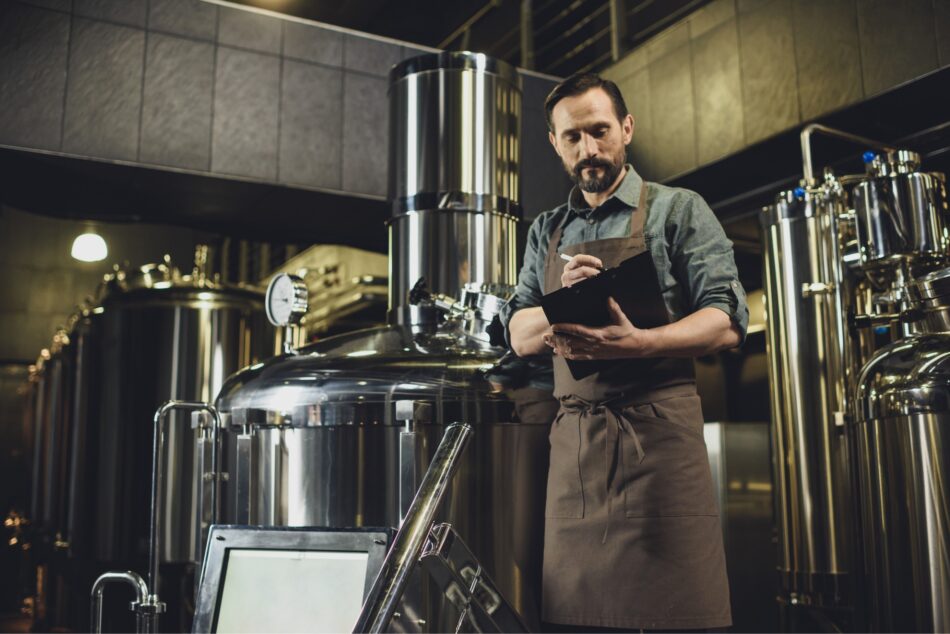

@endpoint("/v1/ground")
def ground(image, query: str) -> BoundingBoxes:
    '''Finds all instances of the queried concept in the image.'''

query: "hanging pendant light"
[71,227,108,262]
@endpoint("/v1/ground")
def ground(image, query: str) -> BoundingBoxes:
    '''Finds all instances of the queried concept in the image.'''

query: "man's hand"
[543,297,651,360]
[543,301,742,361]
[561,254,604,288]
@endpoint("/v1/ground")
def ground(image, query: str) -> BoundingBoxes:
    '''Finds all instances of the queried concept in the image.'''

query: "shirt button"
[587,218,595,225]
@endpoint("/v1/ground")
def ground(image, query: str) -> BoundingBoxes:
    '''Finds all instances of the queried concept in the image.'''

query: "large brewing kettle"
[213,321,550,630]
[854,266,950,632]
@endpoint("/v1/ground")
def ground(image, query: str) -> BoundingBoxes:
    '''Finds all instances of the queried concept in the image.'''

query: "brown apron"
[541,184,732,630]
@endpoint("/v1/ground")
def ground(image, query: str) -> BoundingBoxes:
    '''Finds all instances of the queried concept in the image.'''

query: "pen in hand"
[559,252,605,272]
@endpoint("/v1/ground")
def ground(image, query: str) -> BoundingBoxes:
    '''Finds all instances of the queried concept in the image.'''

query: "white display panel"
[215,549,369,633]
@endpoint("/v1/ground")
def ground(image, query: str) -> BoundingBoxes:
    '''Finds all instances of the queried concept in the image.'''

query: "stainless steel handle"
[90,570,162,634]
[149,401,221,609]
[353,422,473,633]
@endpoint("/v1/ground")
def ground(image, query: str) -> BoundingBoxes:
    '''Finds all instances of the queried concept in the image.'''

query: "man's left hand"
[542,297,654,360]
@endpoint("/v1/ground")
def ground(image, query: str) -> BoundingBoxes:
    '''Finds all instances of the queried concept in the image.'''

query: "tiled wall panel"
[73,0,147,28]
[283,20,343,66]
[692,19,744,165]
[792,0,864,120]
[148,0,217,41]
[217,5,281,54]
[857,0,938,95]
[342,72,389,196]
[140,33,214,170]
[937,0,950,67]
[0,3,69,150]
[279,60,343,189]
[211,46,280,180]
[737,0,799,144]
[648,45,696,178]
[62,18,145,161]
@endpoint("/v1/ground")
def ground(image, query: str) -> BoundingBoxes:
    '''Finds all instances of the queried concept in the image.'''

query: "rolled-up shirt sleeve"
[666,192,750,343]
[499,213,549,347]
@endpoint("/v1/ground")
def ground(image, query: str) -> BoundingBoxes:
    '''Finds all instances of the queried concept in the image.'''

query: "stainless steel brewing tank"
[851,152,949,273]
[90,266,272,564]
[760,190,855,604]
[388,53,521,326]
[29,328,75,548]
[854,268,950,632]
[215,325,549,629]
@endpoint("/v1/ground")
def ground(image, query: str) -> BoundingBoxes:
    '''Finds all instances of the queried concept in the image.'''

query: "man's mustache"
[573,158,613,177]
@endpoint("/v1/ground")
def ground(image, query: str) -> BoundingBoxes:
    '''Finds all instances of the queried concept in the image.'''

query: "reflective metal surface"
[761,189,855,604]
[215,51,545,632]
[389,52,521,215]
[855,332,950,631]
[388,52,521,328]
[852,161,949,272]
[216,327,549,631]
[355,424,472,633]
[703,422,777,632]
[92,278,271,565]
[420,523,529,633]
[390,211,518,327]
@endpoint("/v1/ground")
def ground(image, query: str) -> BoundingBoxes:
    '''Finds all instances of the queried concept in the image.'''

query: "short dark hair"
[543,73,629,132]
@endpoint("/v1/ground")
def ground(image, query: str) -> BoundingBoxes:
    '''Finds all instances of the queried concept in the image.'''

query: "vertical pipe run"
[520,0,534,70]
[149,401,221,596]
[609,0,627,62]
[353,423,474,633]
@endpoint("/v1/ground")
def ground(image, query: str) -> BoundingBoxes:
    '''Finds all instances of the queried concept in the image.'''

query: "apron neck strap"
[629,182,649,238]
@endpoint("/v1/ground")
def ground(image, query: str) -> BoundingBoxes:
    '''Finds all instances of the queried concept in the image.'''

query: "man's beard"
[567,155,624,193]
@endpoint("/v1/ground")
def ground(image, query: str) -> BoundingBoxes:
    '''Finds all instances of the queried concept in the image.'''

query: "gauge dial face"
[265,273,307,327]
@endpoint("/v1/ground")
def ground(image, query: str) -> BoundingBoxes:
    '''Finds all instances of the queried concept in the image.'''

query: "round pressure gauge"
[265,273,308,327]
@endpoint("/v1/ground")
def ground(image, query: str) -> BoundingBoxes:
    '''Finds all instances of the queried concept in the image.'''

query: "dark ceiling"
[232,0,710,76]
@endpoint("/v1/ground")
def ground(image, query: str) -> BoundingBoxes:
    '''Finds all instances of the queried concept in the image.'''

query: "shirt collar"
[566,164,643,217]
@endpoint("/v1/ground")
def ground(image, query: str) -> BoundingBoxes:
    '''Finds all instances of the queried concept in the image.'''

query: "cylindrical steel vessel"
[30,327,75,548]
[89,263,272,565]
[216,328,549,631]
[854,268,950,632]
[852,151,949,273]
[760,189,855,604]
[216,51,548,631]
[388,52,521,327]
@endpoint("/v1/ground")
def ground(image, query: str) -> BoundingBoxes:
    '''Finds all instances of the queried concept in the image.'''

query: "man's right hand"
[561,254,604,288]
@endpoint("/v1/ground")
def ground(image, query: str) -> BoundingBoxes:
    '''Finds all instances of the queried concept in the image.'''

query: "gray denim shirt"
[499,165,749,391]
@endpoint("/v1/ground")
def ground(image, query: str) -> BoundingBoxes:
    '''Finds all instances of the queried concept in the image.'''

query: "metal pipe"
[353,423,474,633]
[90,571,150,634]
[800,123,896,187]
[520,0,534,69]
[149,401,221,599]
[609,0,627,62]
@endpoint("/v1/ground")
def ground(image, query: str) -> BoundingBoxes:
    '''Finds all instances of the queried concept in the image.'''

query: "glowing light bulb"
[71,232,108,262]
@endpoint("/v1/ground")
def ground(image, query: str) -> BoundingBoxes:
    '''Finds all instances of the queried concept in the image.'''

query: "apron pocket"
[620,396,718,518]
[545,412,585,519]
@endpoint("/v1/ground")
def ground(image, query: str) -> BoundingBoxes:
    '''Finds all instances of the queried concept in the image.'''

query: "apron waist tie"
[559,395,646,544]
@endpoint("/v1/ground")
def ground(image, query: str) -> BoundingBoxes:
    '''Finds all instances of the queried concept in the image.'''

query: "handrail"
[353,422,473,633]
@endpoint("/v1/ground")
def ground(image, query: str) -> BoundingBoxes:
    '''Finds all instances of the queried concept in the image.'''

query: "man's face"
[548,87,634,194]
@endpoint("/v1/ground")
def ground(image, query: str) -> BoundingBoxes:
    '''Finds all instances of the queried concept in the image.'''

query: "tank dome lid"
[858,335,950,420]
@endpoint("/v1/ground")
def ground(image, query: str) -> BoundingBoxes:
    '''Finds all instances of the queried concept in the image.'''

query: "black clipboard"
[540,251,669,380]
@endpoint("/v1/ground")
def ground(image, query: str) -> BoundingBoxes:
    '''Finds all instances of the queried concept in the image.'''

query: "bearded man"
[499,73,748,632]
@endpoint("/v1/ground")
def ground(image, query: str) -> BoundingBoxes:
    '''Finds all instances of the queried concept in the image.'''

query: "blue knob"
[862,151,877,164]
[793,187,806,200]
